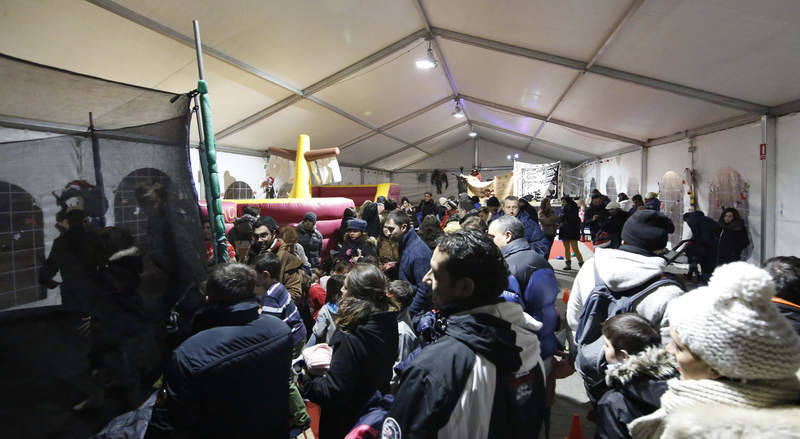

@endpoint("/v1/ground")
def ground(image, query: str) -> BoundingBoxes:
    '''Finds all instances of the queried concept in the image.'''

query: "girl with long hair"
[300,263,399,439]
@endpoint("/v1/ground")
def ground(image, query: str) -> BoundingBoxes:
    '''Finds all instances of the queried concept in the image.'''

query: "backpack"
[574,264,682,403]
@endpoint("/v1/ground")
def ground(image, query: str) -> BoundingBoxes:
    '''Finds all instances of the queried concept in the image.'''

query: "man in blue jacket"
[502,195,550,256]
[383,210,432,319]
[146,263,291,438]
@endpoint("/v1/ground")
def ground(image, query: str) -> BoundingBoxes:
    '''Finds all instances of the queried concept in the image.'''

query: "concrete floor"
[546,247,597,439]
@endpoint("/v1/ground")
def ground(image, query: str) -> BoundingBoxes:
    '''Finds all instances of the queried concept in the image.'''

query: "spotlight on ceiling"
[415,41,438,70]
[468,131,477,138]
[452,101,465,118]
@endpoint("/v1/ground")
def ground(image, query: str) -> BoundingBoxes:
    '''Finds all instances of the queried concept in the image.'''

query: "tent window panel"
[224,181,255,200]
[0,181,46,309]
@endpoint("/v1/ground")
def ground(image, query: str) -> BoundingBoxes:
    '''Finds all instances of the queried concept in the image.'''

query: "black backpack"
[574,265,682,403]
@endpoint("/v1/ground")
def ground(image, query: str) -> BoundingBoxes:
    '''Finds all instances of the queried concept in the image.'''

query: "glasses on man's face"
[256,232,271,239]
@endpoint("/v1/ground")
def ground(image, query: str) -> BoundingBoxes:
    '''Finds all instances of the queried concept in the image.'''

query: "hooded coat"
[567,248,685,345]
[595,346,678,439]
[384,301,546,439]
[716,208,749,265]
[296,224,323,268]
[362,202,382,239]
[559,201,582,241]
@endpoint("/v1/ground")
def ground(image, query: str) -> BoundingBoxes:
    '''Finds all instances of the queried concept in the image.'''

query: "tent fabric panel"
[438,38,580,115]
[0,0,195,92]
[415,125,472,155]
[465,102,541,137]
[423,0,635,61]
[473,126,530,149]
[370,148,429,171]
[221,99,370,151]
[536,123,629,157]
[598,0,800,107]
[551,73,746,140]
[116,0,423,90]
[338,134,406,166]
[314,41,453,127]
[156,56,294,141]
[384,102,464,144]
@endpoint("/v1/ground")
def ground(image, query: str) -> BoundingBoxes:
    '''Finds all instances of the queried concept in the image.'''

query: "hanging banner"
[309,155,342,185]
[266,154,295,198]
[513,161,560,200]
[465,172,514,202]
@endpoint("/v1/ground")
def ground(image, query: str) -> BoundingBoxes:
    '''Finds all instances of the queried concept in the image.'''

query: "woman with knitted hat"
[334,218,377,265]
[629,262,800,438]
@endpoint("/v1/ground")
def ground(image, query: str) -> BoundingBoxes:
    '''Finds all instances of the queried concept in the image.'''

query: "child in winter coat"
[595,313,677,439]
[307,274,345,346]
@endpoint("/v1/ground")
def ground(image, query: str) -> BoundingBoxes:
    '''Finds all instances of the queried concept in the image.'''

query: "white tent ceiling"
[1,0,799,171]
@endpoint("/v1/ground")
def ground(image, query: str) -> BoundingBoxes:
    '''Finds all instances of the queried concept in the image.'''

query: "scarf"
[629,377,800,438]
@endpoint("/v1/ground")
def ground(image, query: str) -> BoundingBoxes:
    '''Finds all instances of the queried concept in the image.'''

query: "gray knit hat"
[671,262,800,380]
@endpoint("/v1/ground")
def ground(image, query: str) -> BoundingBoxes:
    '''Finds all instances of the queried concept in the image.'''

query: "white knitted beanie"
[670,261,800,380]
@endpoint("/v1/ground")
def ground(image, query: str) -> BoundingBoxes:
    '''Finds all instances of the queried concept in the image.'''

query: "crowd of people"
[56,187,800,438]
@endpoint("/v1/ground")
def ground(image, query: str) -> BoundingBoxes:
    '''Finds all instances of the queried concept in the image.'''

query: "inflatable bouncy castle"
[202,135,356,262]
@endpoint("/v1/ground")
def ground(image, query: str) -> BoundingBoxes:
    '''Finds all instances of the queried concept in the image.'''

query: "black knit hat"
[486,196,500,207]
[621,210,675,252]
[303,212,317,224]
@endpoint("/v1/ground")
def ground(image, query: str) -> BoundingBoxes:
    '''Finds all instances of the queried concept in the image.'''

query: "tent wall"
[776,113,800,257]
[644,122,764,263]
[571,149,644,200]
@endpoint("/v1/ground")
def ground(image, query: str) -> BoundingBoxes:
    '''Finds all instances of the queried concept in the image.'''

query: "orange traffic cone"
[562,288,570,304]
[566,413,584,439]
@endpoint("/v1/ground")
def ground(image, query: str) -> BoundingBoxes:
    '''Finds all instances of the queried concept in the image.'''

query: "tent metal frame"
[84,0,800,174]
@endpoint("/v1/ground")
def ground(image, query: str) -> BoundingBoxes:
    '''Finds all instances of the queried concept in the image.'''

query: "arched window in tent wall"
[606,176,617,200]
[627,176,640,196]
[114,168,172,245]
[224,181,255,200]
[660,171,684,249]
[0,181,45,309]
[709,167,749,224]
[589,178,597,197]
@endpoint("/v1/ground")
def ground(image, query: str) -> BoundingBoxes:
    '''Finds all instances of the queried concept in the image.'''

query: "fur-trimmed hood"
[605,345,677,387]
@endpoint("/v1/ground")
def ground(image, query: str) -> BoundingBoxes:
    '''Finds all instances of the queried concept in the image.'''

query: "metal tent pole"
[760,115,777,263]
[193,20,230,263]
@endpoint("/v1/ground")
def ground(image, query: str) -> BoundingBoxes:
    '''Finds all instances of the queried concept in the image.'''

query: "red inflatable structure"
[200,197,355,261]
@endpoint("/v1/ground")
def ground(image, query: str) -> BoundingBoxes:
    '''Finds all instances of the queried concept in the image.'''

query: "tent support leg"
[760,115,776,263]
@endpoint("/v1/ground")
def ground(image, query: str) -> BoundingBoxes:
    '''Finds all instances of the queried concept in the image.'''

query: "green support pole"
[197,80,230,263]
[193,20,229,263]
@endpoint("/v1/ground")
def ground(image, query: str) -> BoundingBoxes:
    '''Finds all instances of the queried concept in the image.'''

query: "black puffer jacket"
[717,212,749,265]
[146,302,291,439]
[296,224,323,268]
[559,201,582,240]
[683,211,719,261]
[362,202,382,238]
[300,311,398,439]
[595,346,678,439]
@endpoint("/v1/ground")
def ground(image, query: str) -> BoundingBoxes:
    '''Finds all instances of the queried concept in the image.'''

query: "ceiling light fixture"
[415,40,438,70]
[452,100,465,118]
[468,130,477,138]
